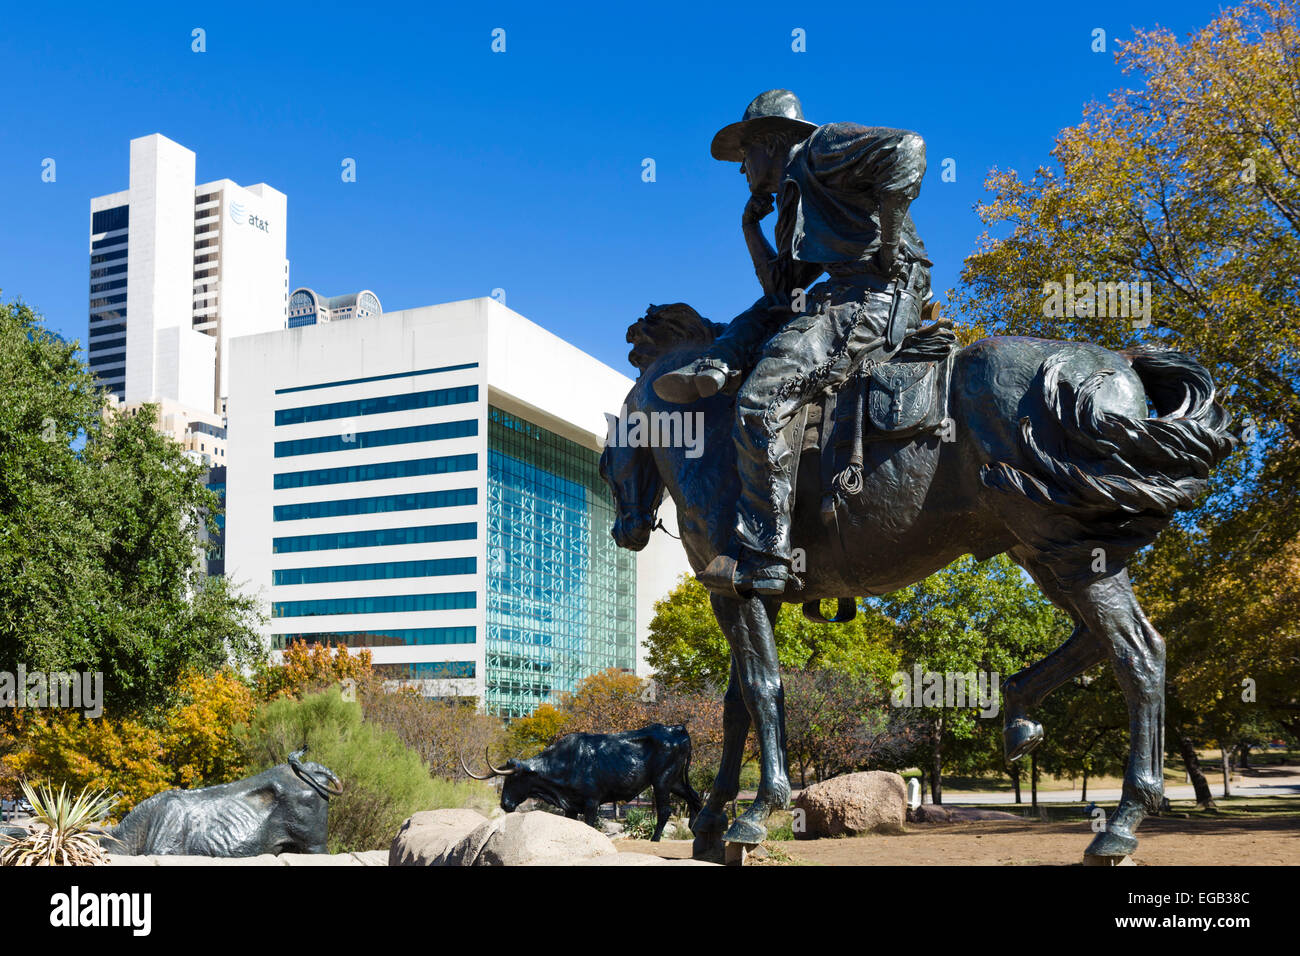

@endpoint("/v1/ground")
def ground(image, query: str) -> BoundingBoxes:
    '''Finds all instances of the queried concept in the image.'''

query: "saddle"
[820,317,957,493]
[793,314,958,625]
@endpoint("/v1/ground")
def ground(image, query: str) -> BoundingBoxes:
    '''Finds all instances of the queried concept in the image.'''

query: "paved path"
[944,770,1300,806]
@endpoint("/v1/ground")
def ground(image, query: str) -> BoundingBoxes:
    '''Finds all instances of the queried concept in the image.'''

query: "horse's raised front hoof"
[1084,827,1138,861]
[1004,717,1044,763]
[723,815,767,846]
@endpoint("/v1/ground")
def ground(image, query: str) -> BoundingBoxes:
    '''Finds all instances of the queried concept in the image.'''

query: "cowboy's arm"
[742,193,780,297]
[744,193,822,303]
[810,123,926,272]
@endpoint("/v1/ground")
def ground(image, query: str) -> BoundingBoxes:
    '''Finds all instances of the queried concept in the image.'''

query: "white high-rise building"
[225,297,690,715]
[87,133,289,415]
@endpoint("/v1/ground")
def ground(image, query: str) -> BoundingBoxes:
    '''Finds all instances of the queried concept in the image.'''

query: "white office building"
[87,133,289,414]
[225,298,689,716]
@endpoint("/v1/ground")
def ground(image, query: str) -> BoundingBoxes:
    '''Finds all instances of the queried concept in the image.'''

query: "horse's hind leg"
[692,643,749,861]
[1003,623,1109,759]
[1072,568,1166,860]
[1003,551,1109,760]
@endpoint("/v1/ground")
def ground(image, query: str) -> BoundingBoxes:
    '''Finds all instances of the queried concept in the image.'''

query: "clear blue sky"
[1,0,1230,373]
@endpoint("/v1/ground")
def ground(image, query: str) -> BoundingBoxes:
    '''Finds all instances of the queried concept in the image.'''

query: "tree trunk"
[1081,769,1088,802]
[930,716,944,805]
[1178,735,1216,807]
[1030,753,1039,811]
[1220,744,1232,798]
[1011,763,1021,804]
[1239,744,1250,769]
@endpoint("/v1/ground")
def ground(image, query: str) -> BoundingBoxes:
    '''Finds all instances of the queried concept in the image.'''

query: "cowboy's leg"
[725,296,879,583]
[708,299,786,373]
[731,283,903,584]
[654,299,783,403]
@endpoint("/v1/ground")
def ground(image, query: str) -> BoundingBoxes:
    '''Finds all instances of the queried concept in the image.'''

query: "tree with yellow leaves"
[954,0,1300,776]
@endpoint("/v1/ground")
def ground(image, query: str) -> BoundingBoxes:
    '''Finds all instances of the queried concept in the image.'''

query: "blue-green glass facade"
[485,406,636,718]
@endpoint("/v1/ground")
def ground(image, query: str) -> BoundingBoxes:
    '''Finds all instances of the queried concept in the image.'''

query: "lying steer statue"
[105,749,343,856]
[463,723,702,841]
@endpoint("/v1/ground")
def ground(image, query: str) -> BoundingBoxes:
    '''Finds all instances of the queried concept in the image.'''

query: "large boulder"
[445,811,618,866]
[389,809,490,866]
[792,771,907,838]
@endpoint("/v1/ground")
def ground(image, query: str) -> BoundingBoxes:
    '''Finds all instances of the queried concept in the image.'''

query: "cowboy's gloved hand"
[872,243,907,280]
[743,192,775,225]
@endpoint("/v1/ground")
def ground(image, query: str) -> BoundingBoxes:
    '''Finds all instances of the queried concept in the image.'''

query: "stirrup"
[697,554,787,598]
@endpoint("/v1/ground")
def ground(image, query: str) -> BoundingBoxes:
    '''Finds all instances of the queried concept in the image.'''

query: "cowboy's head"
[710,89,816,194]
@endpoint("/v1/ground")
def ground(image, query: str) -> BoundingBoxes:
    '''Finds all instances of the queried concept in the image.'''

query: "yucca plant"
[0,781,118,866]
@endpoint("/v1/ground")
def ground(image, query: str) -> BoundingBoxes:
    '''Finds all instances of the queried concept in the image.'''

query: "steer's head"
[462,749,565,813]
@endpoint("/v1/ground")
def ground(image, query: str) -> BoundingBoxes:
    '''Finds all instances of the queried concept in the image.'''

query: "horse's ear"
[626,303,722,373]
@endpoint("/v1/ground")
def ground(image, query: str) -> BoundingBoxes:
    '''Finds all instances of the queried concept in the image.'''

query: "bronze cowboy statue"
[654,90,934,597]
[602,89,1237,863]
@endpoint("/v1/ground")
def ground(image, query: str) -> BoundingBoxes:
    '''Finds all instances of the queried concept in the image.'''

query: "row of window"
[375,661,476,679]
[275,362,479,396]
[275,384,478,427]
[271,591,477,618]
[90,318,126,335]
[271,521,477,554]
[272,627,477,649]
[89,337,125,356]
[273,452,478,489]
[273,418,477,458]
[273,486,476,522]
[272,555,476,586]
[92,206,129,234]
[91,234,127,251]
[90,263,128,280]
[90,249,127,266]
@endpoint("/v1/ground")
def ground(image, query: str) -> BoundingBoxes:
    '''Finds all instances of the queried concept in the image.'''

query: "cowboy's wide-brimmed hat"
[710,89,817,162]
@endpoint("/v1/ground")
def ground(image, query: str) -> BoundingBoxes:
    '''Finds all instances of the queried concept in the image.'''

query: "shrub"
[504,702,571,757]
[0,781,118,866]
[1,669,256,814]
[622,807,655,840]
[254,640,375,701]
[359,685,504,779]
[239,688,464,853]
[1,712,170,814]
[162,668,255,789]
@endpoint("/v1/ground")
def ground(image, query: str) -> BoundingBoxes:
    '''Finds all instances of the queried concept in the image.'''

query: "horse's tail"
[980,347,1236,584]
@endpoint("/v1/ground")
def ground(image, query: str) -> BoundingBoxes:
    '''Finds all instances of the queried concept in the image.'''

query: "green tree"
[0,297,262,717]
[878,554,1072,803]
[645,575,900,687]
[951,1,1300,761]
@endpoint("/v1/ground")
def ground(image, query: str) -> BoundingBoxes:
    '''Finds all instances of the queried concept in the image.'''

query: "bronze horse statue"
[599,302,1235,862]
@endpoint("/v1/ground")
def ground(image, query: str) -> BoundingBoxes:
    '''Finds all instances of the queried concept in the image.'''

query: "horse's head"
[599,303,724,552]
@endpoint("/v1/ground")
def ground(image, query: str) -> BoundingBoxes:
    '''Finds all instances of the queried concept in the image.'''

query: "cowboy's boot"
[653,359,741,404]
[697,548,788,597]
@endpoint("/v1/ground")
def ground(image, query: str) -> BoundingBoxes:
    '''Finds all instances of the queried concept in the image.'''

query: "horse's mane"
[626,303,725,372]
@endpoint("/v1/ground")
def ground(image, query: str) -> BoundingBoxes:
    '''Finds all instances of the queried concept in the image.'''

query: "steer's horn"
[459,753,495,780]
[289,749,345,799]
[486,747,516,776]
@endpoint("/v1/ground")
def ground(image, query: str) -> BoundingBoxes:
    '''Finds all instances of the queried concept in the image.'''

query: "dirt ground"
[619,814,1300,865]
